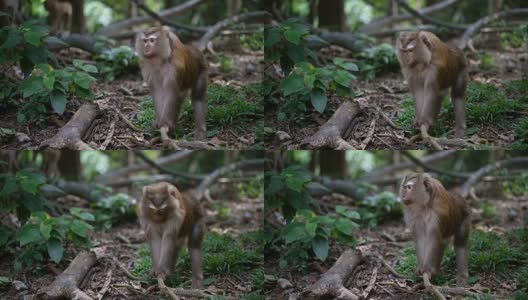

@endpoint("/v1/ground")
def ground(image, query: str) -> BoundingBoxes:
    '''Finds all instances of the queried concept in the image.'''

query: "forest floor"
[0,185,264,299]
[0,45,264,150]
[266,46,528,150]
[265,192,528,299]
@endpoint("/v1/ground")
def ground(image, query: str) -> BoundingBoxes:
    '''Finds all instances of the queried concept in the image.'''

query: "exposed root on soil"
[302,100,360,150]
[160,126,216,150]
[303,249,362,300]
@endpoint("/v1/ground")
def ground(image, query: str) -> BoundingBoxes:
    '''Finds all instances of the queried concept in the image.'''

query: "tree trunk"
[319,151,346,179]
[69,0,85,33]
[58,150,81,180]
[318,0,345,31]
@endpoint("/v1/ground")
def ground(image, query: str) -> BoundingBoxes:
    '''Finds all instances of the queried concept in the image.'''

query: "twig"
[111,258,145,281]
[361,265,378,298]
[372,255,408,279]
[360,111,378,149]
[377,107,402,130]
[115,109,146,133]
[97,268,112,300]
[100,115,117,149]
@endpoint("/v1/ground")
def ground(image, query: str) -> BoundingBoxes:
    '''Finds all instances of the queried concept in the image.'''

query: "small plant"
[357,43,399,80]
[241,30,264,51]
[91,193,136,229]
[135,96,155,129]
[95,45,138,81]
[465,82,522,124]
[218,54,235,74]
[514,117,528,142]
[479,53,495,71]
[480,201,497,220]
[501,24,528,48]
[278,59,357,116]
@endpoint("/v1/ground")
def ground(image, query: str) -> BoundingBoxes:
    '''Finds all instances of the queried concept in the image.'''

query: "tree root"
[302,100,360,149]
[303,249,362,300]
[408,125,471,150]
[43,251,97,300]
[160,127,215,150]
[41,103,100,150]
[423,272,446,300]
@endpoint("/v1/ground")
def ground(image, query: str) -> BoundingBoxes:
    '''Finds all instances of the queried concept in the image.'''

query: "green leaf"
[312,236,329,261]
[311,88,327,113]
[304,74,315,90]
[335,218,357,235]
[0,28,22,49]
[79,212,95,221]
[265,175,284,196]
[282,222,307,244]
[282,166,311,192]
[21,193,44,212]
[0,176,18,198]
[0,276,10,284]
[283,28,303,45]
[47,238,64,263]
[16,169,46,194]
[70,220,91,238]
[16,224,41,246]
[73,72,95,89]
[50,91,67,115]
[305,222,317,238]
[337,207,360,219]
[333,70,354,87]
[264,26,281,48]
[43,76,55,91]
[40,222,52,240]
[24,31,44,46]
[19,76,46,98]
[279,73,304,96]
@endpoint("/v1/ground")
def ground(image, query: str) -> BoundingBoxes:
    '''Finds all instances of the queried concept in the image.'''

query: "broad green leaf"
[43,76,55,91]
[282,166,311,192]
[333,70,354,87]
[19,76,46,98]
[47,238,64,263]
[21,193,44,212]
[311,88,327,113]
[0,176,18,198]
[0,276,10,284]
[24,31,44,46]
[305,222,317,238]
[265,175,284,196]
[264,26,281,48]
[50,91,67,115]
[79,212,95,221]
[304,74,315,90]
[40,222,52,239]
[73,72,95,89]
[16,169,46,194]
[336,206,361,219]
[17,224,41,246]
[279,73,304,96]
[0,28,22,49]
[283,28,302,45]
[335,218,357,235]
[312,236,329,261]
[70,220,92,238]
[282,222,307,244]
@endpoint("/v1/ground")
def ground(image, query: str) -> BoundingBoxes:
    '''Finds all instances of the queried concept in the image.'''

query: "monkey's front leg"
[452,72,468,138]
[148,230,163,276]
[156,232,184,279]
[191,72,208,141]
[188,221,205,288]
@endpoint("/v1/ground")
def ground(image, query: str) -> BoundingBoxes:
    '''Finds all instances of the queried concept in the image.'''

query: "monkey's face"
[138,33,159,58]
[142,182,180,212]
[400,175,430,206]
[397,32,431,67]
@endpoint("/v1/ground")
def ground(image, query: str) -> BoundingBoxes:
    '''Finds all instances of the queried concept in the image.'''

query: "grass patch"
[397,229,528,285]
[132,230,264,295]
[135,83,264,141]
[479,53,495,71]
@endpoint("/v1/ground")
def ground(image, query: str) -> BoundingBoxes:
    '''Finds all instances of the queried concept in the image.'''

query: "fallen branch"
[457,8,528,49]
[359,0,461,34]
[98,0,206,37]
[160,127,216,150]
[303,249,362,300]
[192,158,267,200]
[460,157,528,197]
[45,34,102,54]
[423,273,446,300]
[44,251,97,300]
[41,103,100,150]
[394,0,467,30]
[302,100,360,149]
[197,11,271,51]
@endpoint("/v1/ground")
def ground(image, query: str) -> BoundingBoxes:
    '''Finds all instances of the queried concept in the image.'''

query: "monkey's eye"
[149,37,157,43]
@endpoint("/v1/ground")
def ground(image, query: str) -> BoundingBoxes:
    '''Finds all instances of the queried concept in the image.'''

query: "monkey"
[137,182,205,288]
[44,0,72,36]
[400,173,470,286]
[135,26,208,141]
[396,31,468,140]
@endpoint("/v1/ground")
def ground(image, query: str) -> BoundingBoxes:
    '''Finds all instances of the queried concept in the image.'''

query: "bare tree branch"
[457,8,528,49]
[460,157,528,198]
[132,150,203,180]
[394,0,467,30]
[400,151,470,179]
[359,0,462,33]
[131,0,206,34]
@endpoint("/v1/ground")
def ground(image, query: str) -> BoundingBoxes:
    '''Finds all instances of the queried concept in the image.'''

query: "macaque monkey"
[44,0,72,36]
[396,31,468,139]
[135,26,208,141]
[137,182,205,288]
[400,173,470,286]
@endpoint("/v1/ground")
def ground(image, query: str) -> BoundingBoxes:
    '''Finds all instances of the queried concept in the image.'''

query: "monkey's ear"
[418,32,432,49]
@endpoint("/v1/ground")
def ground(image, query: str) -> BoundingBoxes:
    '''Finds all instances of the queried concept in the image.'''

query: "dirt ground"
[265,192,528,299]
[0,47,263,150]
[266,47,528,150]
[0,186,264,299]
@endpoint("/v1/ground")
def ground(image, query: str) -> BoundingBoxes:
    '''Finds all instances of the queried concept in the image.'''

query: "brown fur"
[400,173,470,285]
[137,182,205,288]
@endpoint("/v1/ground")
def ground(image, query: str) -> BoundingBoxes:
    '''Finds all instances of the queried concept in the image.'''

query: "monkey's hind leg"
[191,72,208,141]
